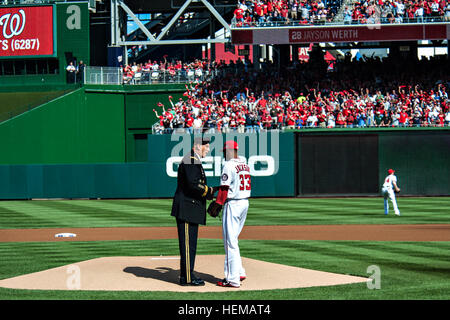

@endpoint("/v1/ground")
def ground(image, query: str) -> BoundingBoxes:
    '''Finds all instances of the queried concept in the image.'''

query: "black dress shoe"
[179,277,205,286]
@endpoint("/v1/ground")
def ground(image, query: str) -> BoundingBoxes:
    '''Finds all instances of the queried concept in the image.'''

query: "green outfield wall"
[0,88,125,164]
[0,163,152,199]
[84,84,188,162]
[0,84,77,123]
[296,129,450,196]
[0,132,296,199]
[1,128,448,200]
[378,131,450,195]
[0,84,187,165]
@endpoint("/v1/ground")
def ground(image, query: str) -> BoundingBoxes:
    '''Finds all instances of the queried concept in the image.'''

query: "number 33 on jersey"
[221,158,251,199]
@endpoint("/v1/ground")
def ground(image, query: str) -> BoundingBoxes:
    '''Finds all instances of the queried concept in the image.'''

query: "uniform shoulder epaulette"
[181,153,201,164]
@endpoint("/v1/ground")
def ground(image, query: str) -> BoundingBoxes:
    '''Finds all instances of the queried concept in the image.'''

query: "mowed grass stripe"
[56,200,170,225]
[0,202,64,228]
[251,197,450,209]
[259,240,450,278]
[365,241,450,262]
[23,200,161,227]
[0,197,449,229]
[248,197,450,225]
[61,200,158,216]
[2,201,124,228]
[316,241,450,276]
[103,199,172,211]
[243,240,359,274]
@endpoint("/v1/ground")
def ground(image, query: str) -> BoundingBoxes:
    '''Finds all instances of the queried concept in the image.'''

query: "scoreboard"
[0,6,55,58]
[0,2,89,84]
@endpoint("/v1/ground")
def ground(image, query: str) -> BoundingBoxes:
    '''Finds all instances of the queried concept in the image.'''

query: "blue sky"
[127,14,151,34]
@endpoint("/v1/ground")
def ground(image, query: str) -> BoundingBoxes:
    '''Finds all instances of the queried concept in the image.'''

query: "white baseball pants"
[222,199,249,287]
[382,187,400,215]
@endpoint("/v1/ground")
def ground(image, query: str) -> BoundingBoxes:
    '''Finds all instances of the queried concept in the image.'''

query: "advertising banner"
[0,6,54,57]
[232,23,450,44]
[148,132,296,197]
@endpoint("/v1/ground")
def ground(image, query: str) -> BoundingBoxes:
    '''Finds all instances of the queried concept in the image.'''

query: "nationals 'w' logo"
[0,9,26,39]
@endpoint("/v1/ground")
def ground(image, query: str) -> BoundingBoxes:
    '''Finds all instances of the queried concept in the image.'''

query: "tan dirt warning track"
[0,224,449,242]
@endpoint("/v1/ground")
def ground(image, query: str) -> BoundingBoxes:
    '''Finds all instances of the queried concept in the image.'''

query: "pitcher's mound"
[0,255,367,292]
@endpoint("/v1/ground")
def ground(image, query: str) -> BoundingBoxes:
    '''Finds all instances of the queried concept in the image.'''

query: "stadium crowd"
[231,0,450,26]
[343,0,450,25]
[152,51,449,134]
[232,0,343,26]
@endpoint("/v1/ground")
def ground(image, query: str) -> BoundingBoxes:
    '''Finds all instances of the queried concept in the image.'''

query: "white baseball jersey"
[382,174,397,191]
[220,156,251,287]
[220,158,251,199]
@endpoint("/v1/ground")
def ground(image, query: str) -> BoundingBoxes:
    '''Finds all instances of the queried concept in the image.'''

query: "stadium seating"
[150,54,449,133]
[231,0,449,26]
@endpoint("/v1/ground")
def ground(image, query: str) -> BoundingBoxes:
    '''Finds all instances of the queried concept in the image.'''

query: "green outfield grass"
[0,197,449,229]
[0,197,449,300]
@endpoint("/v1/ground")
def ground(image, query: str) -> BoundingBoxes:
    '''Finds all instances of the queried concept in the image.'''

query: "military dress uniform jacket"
[171,150,215,225]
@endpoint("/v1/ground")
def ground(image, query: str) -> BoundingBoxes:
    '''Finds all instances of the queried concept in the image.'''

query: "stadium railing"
[151,123,450,135]
[231,16,449,28]
[84,66,123,85]
[84,66,221,85]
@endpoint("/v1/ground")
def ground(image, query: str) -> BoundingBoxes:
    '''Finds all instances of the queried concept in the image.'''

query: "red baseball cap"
[223,140,239,151]
[388,169,395,174]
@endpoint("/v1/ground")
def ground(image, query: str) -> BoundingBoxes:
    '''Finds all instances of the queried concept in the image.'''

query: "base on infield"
[0,255,368,292]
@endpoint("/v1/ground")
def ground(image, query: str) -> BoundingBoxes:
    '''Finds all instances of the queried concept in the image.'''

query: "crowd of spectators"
[232,0,343,26]
[152,51,449,134]
[231,0,449,26]
[343,0,450,25]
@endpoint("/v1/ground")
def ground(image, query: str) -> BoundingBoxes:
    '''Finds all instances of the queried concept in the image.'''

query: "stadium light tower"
[110,0,231,47]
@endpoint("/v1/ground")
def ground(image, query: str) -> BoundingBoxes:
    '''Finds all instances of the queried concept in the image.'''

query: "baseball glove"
[207,201,222,218]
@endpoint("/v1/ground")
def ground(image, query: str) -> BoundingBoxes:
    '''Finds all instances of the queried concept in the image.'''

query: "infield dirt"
[0,224,449,242]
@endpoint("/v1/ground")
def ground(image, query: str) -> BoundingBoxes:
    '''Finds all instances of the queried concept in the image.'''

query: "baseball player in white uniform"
[381,169,401,216]
[214,140,251,288]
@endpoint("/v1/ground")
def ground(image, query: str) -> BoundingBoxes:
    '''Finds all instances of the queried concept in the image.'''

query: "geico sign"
[166,156,276,178]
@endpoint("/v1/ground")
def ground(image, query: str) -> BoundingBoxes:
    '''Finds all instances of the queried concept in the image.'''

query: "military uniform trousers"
[176,218,200,283]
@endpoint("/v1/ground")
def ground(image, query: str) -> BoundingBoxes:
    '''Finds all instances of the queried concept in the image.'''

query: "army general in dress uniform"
[171,137,216,286]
